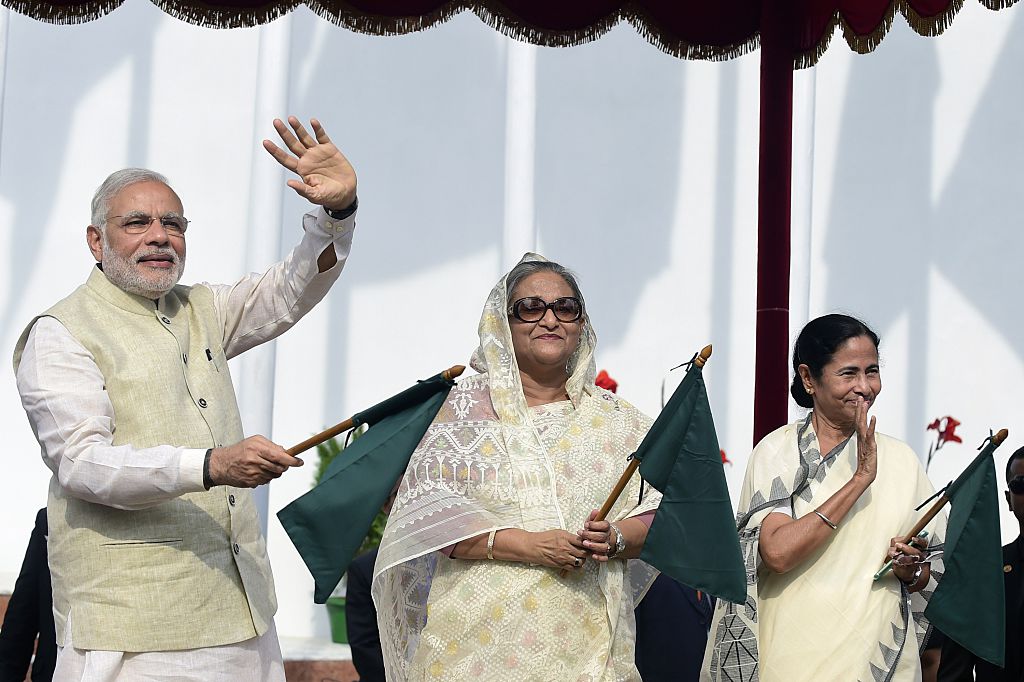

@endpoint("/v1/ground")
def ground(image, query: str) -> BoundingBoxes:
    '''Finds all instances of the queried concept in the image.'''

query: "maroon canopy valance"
[3,0,1016,67]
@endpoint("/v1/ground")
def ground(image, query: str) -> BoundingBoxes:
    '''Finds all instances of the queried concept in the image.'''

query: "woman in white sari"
[373,254,661,682]
[704,314,946,682]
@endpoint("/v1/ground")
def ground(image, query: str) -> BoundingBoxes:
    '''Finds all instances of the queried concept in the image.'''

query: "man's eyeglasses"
[508,296,583,323]
[107,213,188,236]
[1008,476,1024,495]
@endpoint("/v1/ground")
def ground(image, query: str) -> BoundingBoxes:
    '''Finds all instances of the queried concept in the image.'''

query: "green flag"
[924,436,1006,666]
[278,371,455,603]
[637,360,747,604]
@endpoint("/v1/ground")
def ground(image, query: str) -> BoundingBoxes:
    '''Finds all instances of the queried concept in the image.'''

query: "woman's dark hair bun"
[790,373,815,409]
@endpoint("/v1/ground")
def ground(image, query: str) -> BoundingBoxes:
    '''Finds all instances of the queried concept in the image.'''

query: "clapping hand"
[263,116,357,212]
[853,398,877,485]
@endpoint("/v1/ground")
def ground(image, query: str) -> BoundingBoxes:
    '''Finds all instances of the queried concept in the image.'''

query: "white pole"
[0,7,10,159]
[234,15,292,532]
[789,66,816,423]
[502,39,537,267]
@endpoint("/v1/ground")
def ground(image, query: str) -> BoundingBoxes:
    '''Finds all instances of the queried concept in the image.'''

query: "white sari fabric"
[703,414,946,682]
[372,254,661,682]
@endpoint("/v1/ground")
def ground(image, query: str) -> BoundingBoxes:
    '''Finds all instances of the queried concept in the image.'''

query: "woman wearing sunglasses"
[705,314,948,682]
[373,253,660,681]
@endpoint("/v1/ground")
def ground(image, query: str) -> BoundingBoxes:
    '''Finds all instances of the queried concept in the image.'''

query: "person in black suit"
[938,445,1024,682]
[634,574,715,681]
[0,508,56,682]
[345,548,384,682]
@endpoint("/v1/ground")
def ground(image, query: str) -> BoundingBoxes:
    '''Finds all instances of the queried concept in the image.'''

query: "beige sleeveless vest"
[14,266,277,652]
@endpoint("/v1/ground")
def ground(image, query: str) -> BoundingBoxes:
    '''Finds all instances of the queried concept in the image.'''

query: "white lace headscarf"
[467,253,598,529]
[471,252,598,410]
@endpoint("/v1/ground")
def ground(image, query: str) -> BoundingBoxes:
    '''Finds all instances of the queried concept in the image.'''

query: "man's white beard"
[101,235,184,300]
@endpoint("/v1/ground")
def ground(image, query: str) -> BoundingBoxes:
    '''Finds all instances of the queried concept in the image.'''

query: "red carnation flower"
[940,417,962,445]
[927,416,963,446]
[925,415,963,471]
[595,370,618,393]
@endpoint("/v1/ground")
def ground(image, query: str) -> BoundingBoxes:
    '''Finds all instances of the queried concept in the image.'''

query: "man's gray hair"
[505,259,586,310]
[90,168,171,227]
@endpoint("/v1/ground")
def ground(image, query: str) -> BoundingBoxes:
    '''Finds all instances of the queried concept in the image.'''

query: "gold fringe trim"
[5,0,1015,63]
[0,0,758,62]
[154,0,299,30]
[303,1,760,63]
[305,0,461,36]
[795,12,842,70]
[795,0,1022,69]
[2,0,122,24]
[625,5,759,62]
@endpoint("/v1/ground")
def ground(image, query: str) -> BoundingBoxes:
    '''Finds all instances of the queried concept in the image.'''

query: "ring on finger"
[573,557,582,568]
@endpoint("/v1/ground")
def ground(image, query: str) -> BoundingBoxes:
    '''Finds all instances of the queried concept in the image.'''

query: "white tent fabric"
[0,0,1020,639]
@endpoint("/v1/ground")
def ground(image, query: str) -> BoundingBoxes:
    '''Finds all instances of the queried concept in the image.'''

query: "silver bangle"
[486,529,496,560]
[608,522,626,558]
[814,510,838,530]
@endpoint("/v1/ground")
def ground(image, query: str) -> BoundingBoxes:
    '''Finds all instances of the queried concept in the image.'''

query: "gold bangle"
[486,529,496,560]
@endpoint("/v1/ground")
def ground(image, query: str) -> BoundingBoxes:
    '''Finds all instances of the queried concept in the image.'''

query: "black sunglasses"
[1009,476,1024,495]
[508,296,583,323]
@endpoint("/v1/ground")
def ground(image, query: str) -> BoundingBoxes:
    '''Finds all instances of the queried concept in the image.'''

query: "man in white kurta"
[13,117,358,681]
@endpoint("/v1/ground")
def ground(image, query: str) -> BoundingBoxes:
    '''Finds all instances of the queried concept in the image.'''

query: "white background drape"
[0,0,1020,640]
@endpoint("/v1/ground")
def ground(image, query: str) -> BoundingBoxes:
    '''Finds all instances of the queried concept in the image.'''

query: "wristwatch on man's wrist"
[325,196,358,220]
[607,522,627,559]
[203,448,214,490]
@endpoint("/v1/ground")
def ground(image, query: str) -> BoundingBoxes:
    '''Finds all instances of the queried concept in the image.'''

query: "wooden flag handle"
[442,365,467,382]
[286,364,466,457]
[594,459,641,522]
[558,345,713,577]
[888,494,950,558]
[880,427,1009,563]
[592,344,713,523]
